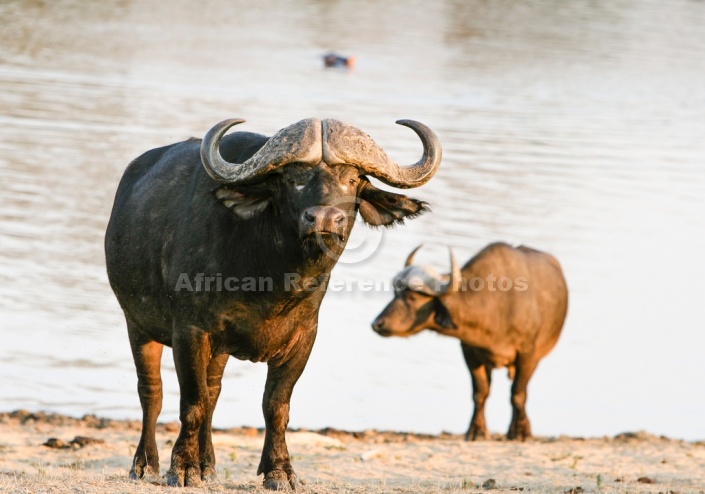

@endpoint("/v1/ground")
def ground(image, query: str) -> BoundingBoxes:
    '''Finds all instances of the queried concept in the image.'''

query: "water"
[1,0,704,440]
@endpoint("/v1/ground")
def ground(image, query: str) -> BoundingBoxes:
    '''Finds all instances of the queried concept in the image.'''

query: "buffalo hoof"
[201,465,218,482]
[263,469,302,491]
[129,456,160,481]
[465,424,490,441]
[507,418,532,441]
[129,464,159,481]
[166,466,203,487]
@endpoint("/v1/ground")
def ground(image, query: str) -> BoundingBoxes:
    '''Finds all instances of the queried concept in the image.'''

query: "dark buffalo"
[372,242,568,441]
[105,118,441,489]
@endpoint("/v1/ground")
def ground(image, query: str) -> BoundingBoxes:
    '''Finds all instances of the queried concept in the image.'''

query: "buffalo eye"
[287,179,305,191]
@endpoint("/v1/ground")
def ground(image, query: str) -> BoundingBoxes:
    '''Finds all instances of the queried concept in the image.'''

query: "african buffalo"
[372,242,568,441]
[105,118,441,489]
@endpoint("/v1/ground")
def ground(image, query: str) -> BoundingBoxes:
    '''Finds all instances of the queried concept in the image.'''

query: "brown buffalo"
[372,242,568,440]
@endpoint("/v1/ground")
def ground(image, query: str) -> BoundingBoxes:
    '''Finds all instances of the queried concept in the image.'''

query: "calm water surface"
[1,0,704,440]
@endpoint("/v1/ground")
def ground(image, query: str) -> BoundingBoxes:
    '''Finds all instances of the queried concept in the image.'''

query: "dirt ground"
[0,410,703,493]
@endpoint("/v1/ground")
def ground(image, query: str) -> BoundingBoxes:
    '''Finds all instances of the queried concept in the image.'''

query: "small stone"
[70,436,105,448]
[482,478,498,490]
[43,438,71,449]
[638,476,656,484]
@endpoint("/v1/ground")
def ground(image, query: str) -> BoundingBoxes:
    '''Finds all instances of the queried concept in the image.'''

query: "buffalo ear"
[433,298,457,330]
[358,179,430,227]
[214,186,271,220]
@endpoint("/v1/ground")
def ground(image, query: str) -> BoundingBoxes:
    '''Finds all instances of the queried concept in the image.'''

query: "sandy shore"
[0,410,703,493]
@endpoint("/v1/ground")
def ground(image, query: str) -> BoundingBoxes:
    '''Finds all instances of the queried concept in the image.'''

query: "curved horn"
[445,247,462,293]
[404,244,423,267]
[322,119,442,189]
[200,118,323,184]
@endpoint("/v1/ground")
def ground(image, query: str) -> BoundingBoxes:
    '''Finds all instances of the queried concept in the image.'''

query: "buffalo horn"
[201,118,442,189]
[322,119,442,189]
[200,118,322,184]
[445,247,462,293]
[404,244,424,267]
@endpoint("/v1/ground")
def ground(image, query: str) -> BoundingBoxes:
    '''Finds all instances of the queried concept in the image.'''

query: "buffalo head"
[202,118,441,257]
[372,245,462,336]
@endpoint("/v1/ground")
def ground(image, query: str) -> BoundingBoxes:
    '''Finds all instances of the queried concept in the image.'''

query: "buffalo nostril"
[372,319,384,332]
[303,209,316,223]
[332,210,346,225]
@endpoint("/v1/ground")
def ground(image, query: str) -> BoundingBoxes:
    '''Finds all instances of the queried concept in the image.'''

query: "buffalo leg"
[199,353,229,481]
[507,353,538,441]
[167,329,212,487]
[257,331,316,490]
[128,331,164,480]
[461,345,491,441]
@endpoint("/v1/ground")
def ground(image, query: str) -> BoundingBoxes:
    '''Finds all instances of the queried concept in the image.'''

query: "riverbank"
[0,410,703,493]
